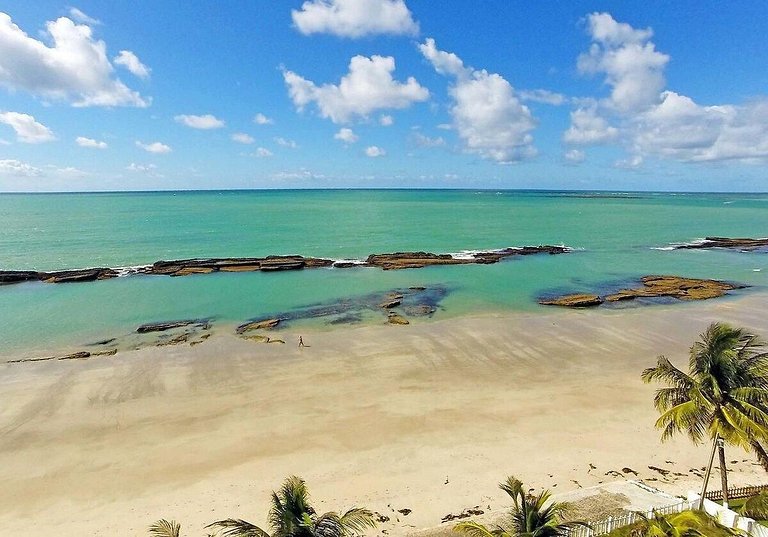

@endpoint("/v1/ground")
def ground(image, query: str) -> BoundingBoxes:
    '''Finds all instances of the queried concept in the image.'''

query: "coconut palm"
[453,476,588,537]
[149,519,181,537]
[628,511,703,537]
[641,322,768,504]
[628,510,743,537]
[208,475,376,537]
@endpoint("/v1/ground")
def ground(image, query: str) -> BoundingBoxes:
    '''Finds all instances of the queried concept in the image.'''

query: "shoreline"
[2,294,768,536]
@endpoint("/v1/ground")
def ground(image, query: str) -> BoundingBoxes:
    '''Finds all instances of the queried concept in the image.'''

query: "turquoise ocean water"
[0,190,766,356]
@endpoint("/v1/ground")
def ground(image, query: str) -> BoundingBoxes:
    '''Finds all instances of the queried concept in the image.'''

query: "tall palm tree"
[641,322,768,504]
[209,475,377,537]
[454,476,588,537]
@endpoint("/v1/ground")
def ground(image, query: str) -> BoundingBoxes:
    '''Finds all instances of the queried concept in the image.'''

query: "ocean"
[0,189,766,357]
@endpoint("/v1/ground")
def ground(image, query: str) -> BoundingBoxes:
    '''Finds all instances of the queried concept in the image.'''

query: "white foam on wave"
[331,258,366,266]
[114,264,152,277]
[652,238,708,251]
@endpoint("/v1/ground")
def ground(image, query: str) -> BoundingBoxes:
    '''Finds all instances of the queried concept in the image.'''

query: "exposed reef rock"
[0,270,38,285]
[41,268,118,283]
[540,275,744,308]
[137,319,210,333]
[236,318,281,334]
[151,255,333,277]
[605,275,743,301]
[674,237,768,251]
[0,267,117,285]
[387,312,410,325]
[539,294,603,308]
[0,245,571,287]
[365,245,569,270]
[58,351,91,360]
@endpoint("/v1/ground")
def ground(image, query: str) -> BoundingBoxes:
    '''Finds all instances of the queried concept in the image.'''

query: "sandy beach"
[2,294,767,536]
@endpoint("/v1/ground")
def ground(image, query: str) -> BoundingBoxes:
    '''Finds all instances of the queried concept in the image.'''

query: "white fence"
[564,499,696,537]
[563,492,768,537]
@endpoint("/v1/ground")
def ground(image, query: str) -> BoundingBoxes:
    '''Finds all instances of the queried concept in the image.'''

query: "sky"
[0,0,767,192]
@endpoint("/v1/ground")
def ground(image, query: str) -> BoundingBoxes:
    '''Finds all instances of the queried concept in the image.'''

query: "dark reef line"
[673,237,768,251]
[0,245,570,286]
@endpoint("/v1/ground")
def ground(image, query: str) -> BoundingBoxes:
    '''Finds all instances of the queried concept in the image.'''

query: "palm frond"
[498,476,524,505]
[642,357,693,388]
[337,507,377,535]
[654,400,710,442]
[207,518,271,537]
[453,520,509,537]
[149,519,181,537]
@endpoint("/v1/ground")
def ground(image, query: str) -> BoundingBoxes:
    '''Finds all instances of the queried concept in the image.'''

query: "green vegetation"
[606,510,742,537]
[149,519,182,537]
[453,476,588,537]
[642,322,768,503]
[732,491,768,521]
[208,475,376,537]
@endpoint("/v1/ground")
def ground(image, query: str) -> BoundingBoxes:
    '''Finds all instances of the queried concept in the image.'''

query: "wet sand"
[1,293,767,536]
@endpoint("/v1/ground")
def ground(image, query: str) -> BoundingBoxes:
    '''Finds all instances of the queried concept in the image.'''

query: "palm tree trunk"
[718,439,729,506]
[750,440,768,473]
[699,435,719,510]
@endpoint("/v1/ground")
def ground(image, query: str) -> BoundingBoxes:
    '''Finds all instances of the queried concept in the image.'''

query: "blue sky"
[0,0,767,192]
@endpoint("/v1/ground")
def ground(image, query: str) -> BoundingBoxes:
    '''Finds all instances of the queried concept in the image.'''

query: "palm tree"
[209,475,377,537]
[453,476,588,537]
[628,510,742,537]
[641,322,768,505]
[149,519,181,537]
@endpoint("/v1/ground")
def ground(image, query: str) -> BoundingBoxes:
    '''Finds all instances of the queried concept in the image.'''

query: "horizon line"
[2,187,768,195]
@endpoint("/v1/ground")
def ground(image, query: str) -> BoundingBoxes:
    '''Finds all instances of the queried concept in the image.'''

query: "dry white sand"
[1,294,767,536]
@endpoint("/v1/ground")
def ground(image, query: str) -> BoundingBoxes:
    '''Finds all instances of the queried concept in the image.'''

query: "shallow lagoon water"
[0,189,766,355]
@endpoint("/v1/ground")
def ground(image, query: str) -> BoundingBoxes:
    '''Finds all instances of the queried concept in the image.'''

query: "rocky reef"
[365,246,569,270]
[0,245,571,286]
[539,275,745,308]
[674,237,768,251]
[0,267,118,285]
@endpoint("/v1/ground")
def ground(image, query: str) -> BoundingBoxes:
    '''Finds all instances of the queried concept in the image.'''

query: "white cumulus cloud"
[0,111,55,143]
[0,158,42,176]
[334,127,358,143]
[284,54,428,123]
[412,132,445,147]
[578,12,669,114]
[379,114,394,126]
[76,136,107,149]
[0,13,149,107]
[275,137,298,148]
[68,8,100,26]
[365,145,386,157]
[292,0,418,38]
[231,132,255,144]
[519,89,567,106]
[113,50,151,79]
[255,147,273,157]
[419,38,536,163]
[563,105,619,144]
[174,114,225,129]
[565,12,768,165]
[136,141,171,154]
[564,149,585,164]
[254,113,273,125]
